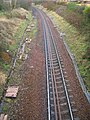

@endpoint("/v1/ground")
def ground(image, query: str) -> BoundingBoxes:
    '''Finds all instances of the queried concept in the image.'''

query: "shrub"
[67,2,85,14]
[0,3,11,11]
[75,5,85,14]
[67,2,77,11]
[0,4,3,11]
[83,6,90,20]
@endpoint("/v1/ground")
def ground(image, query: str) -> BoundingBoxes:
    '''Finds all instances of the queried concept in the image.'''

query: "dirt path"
[8,15,47,120]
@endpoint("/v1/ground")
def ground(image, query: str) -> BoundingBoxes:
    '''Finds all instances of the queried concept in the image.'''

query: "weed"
[43,8,90,91]
[0,61,10,72]
[83,6,90,20]
[2,103,9,113]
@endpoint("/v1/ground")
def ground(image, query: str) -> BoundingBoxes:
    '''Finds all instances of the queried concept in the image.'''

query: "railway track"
[33,8,79,120]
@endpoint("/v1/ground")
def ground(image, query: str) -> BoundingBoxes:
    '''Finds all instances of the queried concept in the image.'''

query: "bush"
[0,3,11,11]
[67,2,77,11]
[0,4,3,11]
[67,2,85,14]
[76,5,85,14]
[17,0,31,10]
[83,6,90,20]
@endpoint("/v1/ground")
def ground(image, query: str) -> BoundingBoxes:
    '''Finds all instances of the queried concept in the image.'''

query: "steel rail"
[44,15,62,119]
[38,9,51,120]
[32,8,51,120]
[43,12,74,120]
[35,8,58,120]
[45,22,59,120]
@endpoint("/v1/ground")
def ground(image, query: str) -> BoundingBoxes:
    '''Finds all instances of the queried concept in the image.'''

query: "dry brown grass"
[0,71,6,84]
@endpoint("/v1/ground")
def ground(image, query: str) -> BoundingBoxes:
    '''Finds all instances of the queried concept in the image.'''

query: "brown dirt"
[0,71,6,84]
[1,52,11,63]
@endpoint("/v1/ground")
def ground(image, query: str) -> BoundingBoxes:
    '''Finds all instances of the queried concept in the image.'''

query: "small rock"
[26,29,31,32]
[26,38,28,41]
[6,50,9,52]
[31,24,34,27]
[30,66,34,69]
[60,32,65,37]
[26,41,30,44]
[3,115,8,120]
[30,39,32,41]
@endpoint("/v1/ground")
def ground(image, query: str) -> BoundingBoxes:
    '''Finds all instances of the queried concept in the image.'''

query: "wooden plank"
[3,115,8,120]
[5,86,19,98]
[0,114,4,120]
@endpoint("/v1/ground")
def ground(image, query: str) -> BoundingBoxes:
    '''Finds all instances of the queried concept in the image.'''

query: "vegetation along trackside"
[40,1,90,92]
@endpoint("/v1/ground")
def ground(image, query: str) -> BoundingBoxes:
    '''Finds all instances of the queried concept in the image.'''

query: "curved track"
[33,8,79,120]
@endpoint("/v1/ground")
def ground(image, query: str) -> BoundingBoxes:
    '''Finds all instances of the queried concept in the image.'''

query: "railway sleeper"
[49,86,53,90]
[54,69,60,72]
[54,66,60,69]
[52,53,57,56]
[52,60,58,63]
[50,93,53,98]
[52,53,56,56]
[58,90,65,94]
[65,118,80,120]
[51,110,55,115]
[50,99,54,105]
[50,106,55,111]
[56,83,63,87]
[53,62,59,65]
[55,75,62,79]
[59,95,73,100]
[52,58,58,61]
[50,103,54,107]
[59,98,67,104]
[49,86,53,89]
[55,74,62,78]
[60,101,75,107]
[57,86,65,91]
[61,112,71,120]
[61,108,77,115]
[52,56,57,59]
[56,80,62,84]
[49,81,52,85]
[54,72,61,75]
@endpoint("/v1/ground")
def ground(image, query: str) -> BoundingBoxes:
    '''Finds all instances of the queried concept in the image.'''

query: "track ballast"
[33,8,79,120]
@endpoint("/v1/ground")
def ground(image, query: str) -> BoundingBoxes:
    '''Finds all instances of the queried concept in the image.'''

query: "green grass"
[2,101,10,113]
[0,11,37,114]
[0,61,10,72]
[40,2,90,92]
[9,12,32,55]
[1,13,37,115]
[0,11,5,17]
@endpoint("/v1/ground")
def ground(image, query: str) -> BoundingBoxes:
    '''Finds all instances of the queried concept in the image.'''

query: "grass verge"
[42,7,90,92]
[1,11,37,115]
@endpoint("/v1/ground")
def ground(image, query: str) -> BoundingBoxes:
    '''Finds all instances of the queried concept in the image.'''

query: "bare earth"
[9,16,47,120]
